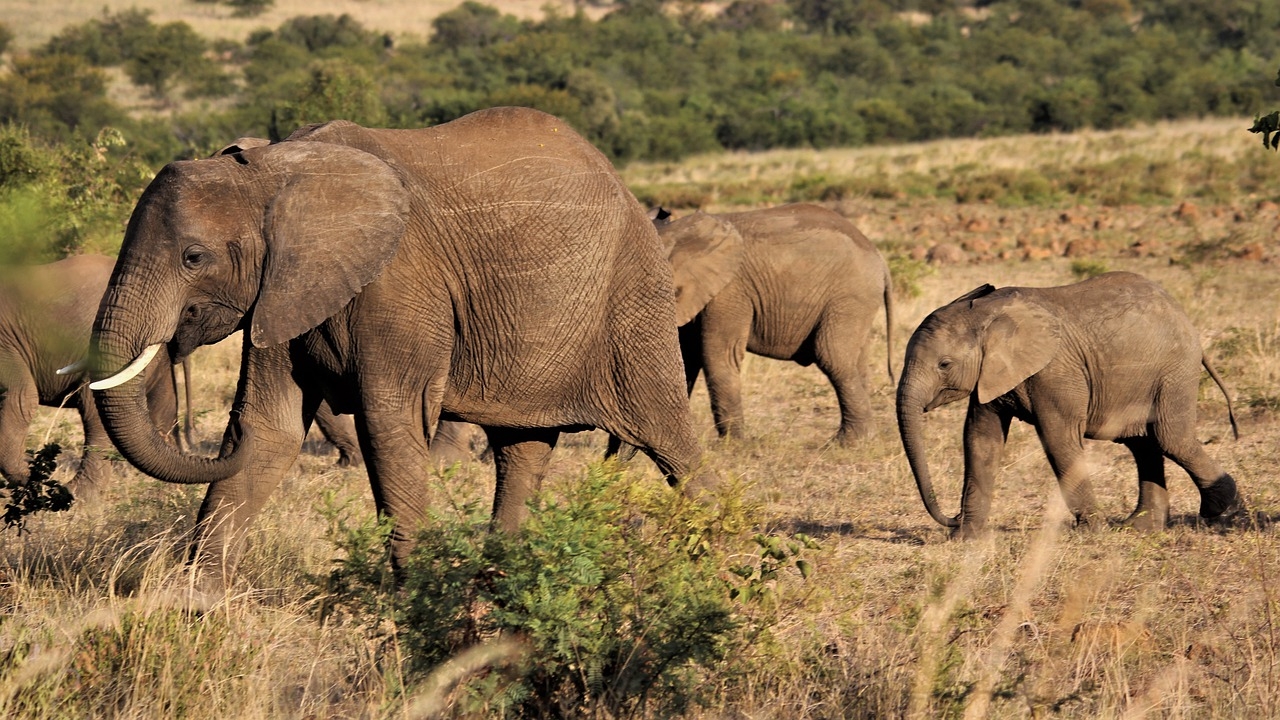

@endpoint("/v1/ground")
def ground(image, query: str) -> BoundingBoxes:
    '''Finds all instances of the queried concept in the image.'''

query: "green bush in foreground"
[319,463,814,717]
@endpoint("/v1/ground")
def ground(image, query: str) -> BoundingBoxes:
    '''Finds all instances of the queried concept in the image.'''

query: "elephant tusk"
[90,344,163,390]
[56,359,88,376]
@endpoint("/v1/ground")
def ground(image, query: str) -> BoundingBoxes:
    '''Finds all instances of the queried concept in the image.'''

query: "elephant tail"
[1202,354,1239,440]
[882,260,896,384]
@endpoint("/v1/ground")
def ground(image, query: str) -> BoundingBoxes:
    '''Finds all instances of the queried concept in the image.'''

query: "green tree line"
[1,0,1277,255]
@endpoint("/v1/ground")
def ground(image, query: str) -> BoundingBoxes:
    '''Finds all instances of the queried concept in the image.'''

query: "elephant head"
[90,137,409,484]
[896,284,1061,527]
[653,212,744,325]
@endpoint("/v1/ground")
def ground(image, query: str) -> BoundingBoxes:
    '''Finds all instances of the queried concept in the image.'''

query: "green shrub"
[889,255,936,299]
[1069,258,1110,280]
[1,444,72,536]
[318,463,814,717]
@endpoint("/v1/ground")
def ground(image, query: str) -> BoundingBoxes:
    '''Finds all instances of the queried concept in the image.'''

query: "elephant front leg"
[0,371,38,486]
[956,399,1011,538]
[485,427,559,534]
[1121,436,1169,532]
[189,346,310,589]
[700,306,751,440]
[68,382,113,503]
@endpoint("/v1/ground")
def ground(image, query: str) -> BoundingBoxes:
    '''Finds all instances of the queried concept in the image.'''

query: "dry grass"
[0,0,589,51]
[3,119,1280,717]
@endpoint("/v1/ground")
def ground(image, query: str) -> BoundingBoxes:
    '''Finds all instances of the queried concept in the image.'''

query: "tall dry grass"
[2,118,1279,717]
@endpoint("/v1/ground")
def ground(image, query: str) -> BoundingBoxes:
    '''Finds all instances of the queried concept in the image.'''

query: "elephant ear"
[949,283,997,307]
[246,141,409,348]
[660,212,744,325]
[212,137,271,157]
[976,294,1060,404]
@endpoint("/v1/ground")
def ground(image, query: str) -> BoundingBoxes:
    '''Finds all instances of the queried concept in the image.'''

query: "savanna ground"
[2,116,1280,718]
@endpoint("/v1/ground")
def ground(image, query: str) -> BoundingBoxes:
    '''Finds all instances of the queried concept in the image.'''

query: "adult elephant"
[897,272,1243,537]
[88,107,704,582]
[0,254,189,500]
[652,204,894,445]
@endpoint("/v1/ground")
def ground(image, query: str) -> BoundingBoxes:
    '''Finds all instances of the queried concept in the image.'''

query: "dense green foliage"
[0,1,1277,259]
[318,463,813,716]
[2,0,1277,163]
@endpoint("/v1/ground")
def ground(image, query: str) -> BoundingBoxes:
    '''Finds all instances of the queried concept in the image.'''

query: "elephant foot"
[833,426,871,448]
[1122,506,1169,533]
[335,448,364,468]
[66,472,108,506]
[950,521,990,541]
[1198,474,1241,520]
[1203,492,1249,530]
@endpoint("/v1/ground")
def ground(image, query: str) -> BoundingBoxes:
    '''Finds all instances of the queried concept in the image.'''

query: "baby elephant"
[897,271,1242,536]
[0,255,187,499]
[655,203,894,445]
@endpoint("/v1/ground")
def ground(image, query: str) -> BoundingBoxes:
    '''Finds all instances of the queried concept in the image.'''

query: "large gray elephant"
[897,271,1243,537]
[0,255,188,499]
[87,107,704,582]
[653,203,894,445]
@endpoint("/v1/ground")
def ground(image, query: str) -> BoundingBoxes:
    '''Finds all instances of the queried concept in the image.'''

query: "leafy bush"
[318,463,814,717]
[1,444,72,535]
[1070,258,1110,280]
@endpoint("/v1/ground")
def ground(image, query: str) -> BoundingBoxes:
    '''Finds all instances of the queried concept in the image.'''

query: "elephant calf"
[897,271,1243,536]
[0,255,187,499]
[654,203,894,445]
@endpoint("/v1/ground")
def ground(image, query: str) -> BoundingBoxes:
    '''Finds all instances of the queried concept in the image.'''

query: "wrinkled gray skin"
[897,271,1243,537]
[654,204,894,445]
[0,255,188,500]
[88,108,703,585]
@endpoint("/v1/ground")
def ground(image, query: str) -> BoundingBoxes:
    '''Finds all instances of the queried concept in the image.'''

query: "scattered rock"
[1064,237,1101,257]
[962,237,991,254]
[1236,243,1266,261]
[926,243,967,265]
[1174,201,1199,222]
[1022,246,1054,261]
[964,217,990,232]
[1256,200,1278,213]
[908,245,929,262]
[1126,239,1160,258]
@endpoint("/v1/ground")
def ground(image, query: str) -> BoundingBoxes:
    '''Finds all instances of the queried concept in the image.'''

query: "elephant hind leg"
[1153,419,1242,522]
[485,427,558,534]
[1151,381,1243,521]
[811,309,875,446]
[1120,436,1169,532]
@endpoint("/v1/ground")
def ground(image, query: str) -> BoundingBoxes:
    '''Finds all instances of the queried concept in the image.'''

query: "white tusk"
[56,359,88,376]
[89,344,163,390]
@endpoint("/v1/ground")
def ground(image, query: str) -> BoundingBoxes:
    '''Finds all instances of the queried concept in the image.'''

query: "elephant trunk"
[896,373,959,528]
[91,292,246,484]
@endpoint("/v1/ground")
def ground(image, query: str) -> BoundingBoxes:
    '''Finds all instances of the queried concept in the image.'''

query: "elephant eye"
[183,246,208,269]
[938,358,954,370]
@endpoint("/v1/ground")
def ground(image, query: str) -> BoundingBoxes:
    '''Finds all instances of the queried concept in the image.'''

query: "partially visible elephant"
[88,107,704,584]
[897,271,1243,537]
[0,255,189,500]
[653,203,894,445]
[311,401,363,468]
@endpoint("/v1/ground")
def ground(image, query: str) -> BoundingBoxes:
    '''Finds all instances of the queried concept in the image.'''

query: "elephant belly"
[1085,402,1157,441]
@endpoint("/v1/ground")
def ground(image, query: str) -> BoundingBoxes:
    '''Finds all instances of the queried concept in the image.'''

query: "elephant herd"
[1,107,1246,592]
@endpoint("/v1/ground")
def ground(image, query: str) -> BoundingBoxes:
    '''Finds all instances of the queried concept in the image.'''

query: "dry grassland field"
[3,112,1280,716]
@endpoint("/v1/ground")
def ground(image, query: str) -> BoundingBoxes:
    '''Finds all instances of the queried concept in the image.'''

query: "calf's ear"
[659,212,745,325]
[976,296,1059,404]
